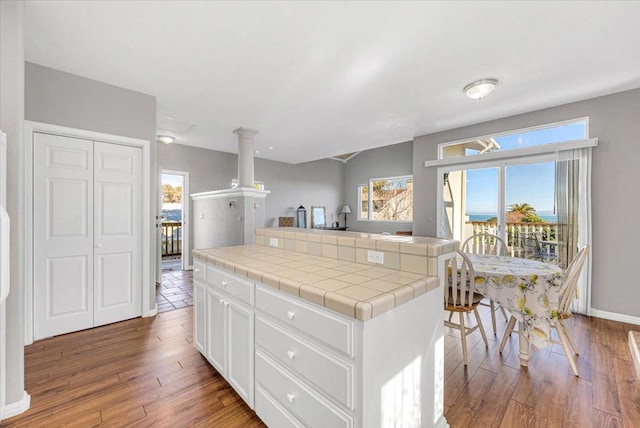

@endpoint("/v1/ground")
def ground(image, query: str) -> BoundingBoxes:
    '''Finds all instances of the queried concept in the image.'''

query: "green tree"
[508,203,546,223]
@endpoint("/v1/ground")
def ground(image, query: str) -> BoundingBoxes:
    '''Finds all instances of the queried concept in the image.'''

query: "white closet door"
[34,133,94,339]
[93,142,142,327]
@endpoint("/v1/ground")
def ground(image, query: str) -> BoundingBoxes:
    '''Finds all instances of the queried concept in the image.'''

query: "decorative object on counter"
[339,204,351,228]
[311,206,326,228]
[296,205,306,228]
[278,216,294,227]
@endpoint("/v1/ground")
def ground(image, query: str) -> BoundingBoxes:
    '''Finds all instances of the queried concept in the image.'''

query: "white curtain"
[555,148,592,314]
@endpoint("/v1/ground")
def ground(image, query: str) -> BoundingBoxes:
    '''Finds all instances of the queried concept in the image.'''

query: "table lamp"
[339,204,351,229]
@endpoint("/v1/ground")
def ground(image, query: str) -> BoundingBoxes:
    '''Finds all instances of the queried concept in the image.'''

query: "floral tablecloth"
[463,254,563,349]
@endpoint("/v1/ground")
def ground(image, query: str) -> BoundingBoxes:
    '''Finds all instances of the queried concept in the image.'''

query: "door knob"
[286,393,295,403]
[287,350,295,360]
[286,310,295,320]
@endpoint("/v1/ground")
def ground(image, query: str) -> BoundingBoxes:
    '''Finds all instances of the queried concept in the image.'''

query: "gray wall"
[157,143,345,265]
[256,157,344,229]
[413,88,640,318]
[344,141,413,234]
[25,62,158,311]
[0,0,26,410]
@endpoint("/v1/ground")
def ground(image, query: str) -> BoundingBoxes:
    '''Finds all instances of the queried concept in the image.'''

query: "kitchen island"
[192,228,456,428]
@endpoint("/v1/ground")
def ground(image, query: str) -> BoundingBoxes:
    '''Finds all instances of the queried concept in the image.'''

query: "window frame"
[357,174,414,223]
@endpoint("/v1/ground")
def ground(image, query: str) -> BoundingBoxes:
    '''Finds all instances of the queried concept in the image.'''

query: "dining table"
[464,253,563,366]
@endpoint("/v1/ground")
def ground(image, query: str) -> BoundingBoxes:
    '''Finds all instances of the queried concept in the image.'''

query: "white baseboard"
[144,305,158,318]
[1,390,30,420]
[186,265,193,271]
[590,308,640,325]
[435,415,450,428]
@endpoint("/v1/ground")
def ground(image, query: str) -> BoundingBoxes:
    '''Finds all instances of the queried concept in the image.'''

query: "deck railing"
[161,221,182,258]
[467,221,559,258]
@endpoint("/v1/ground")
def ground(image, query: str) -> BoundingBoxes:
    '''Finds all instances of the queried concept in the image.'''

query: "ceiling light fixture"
[463,78,498,100]
[157,134,175,144]
[268,146,274,150]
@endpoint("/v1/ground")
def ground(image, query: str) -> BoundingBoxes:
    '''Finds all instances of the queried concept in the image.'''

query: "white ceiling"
[24,1,640,164]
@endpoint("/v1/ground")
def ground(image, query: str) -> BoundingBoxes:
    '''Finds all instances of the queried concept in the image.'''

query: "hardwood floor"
[3,308,265,427]
[4,303,640,427]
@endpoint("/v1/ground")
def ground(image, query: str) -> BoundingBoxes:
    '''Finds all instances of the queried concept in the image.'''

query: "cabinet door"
[206,287,226,375]
[193,281,206,352]
[227,300,254,408]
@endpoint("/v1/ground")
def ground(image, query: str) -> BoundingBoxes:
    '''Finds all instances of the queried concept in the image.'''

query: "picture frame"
[311,206,326,228]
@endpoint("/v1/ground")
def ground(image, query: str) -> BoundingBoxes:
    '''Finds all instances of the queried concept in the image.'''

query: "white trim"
[186,265,194,271]
[146,305,158,317]
[191,188,270,200]
[160,169,190,272]
[590,308,640,326]
[1,391,30,420]
[425,138,598,168]
[23,121,153,344]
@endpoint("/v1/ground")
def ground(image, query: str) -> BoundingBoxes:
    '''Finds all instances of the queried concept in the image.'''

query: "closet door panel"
[93,142,142,326]
[33,133,94,339]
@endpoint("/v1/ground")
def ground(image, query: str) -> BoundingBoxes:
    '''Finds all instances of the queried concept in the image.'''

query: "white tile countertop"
[193,229,457,321]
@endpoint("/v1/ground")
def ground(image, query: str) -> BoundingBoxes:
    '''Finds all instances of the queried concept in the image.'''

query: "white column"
[233,127,259,189]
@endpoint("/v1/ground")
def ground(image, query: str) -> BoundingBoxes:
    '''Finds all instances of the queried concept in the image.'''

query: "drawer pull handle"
[286,393,295,403]
[221,280,228,287]
[286,310,295,320]
[194,268,200,273]
[287,350,295,360]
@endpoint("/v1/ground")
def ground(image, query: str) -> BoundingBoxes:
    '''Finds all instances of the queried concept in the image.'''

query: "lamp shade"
[339,204,352,214]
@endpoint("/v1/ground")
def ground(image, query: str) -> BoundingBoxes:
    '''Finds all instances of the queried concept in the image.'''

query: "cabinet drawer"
[256,285,353,356]
[256,316,353,409]
[255,385,304,428]
[256,351,353,428]
[207,265,254,305]
[193,260,206,283]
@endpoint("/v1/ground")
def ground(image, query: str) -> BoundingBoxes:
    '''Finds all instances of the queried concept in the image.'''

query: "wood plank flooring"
[3,307,265,427]
[4,303,640,427]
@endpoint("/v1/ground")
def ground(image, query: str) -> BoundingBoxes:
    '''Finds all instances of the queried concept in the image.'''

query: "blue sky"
[465,122,586,214]
[162,173,184,188]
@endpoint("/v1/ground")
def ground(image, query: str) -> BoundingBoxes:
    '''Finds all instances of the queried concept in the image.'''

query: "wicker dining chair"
[499,246,589,376]
[461,233,509,335]
[444,250,489,365]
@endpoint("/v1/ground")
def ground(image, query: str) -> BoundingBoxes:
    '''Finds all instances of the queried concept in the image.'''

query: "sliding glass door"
[441,155,560,263]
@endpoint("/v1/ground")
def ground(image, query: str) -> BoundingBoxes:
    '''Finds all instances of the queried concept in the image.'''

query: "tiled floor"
[156,259,193,313]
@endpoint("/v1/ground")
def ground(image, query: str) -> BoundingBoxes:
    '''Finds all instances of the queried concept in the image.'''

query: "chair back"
[518,233,543,260]
[557,246,589,316]
[445,250,479,309]
[462,232,508,256]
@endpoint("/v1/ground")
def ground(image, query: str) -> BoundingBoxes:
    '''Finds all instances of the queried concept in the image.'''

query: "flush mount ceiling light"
[463,78,499,100]
[157,134,175,144]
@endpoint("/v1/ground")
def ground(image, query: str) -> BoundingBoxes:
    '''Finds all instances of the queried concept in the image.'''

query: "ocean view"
[468,214,557,222]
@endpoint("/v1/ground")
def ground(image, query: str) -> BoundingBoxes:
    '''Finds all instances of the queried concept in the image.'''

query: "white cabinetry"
[192,258,447,428]
[192,260,206,353]
[194,263,254,409]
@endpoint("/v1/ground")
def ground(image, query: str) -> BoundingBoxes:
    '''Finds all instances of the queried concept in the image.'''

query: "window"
[439,119,587,160]
[358,176,413,221]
